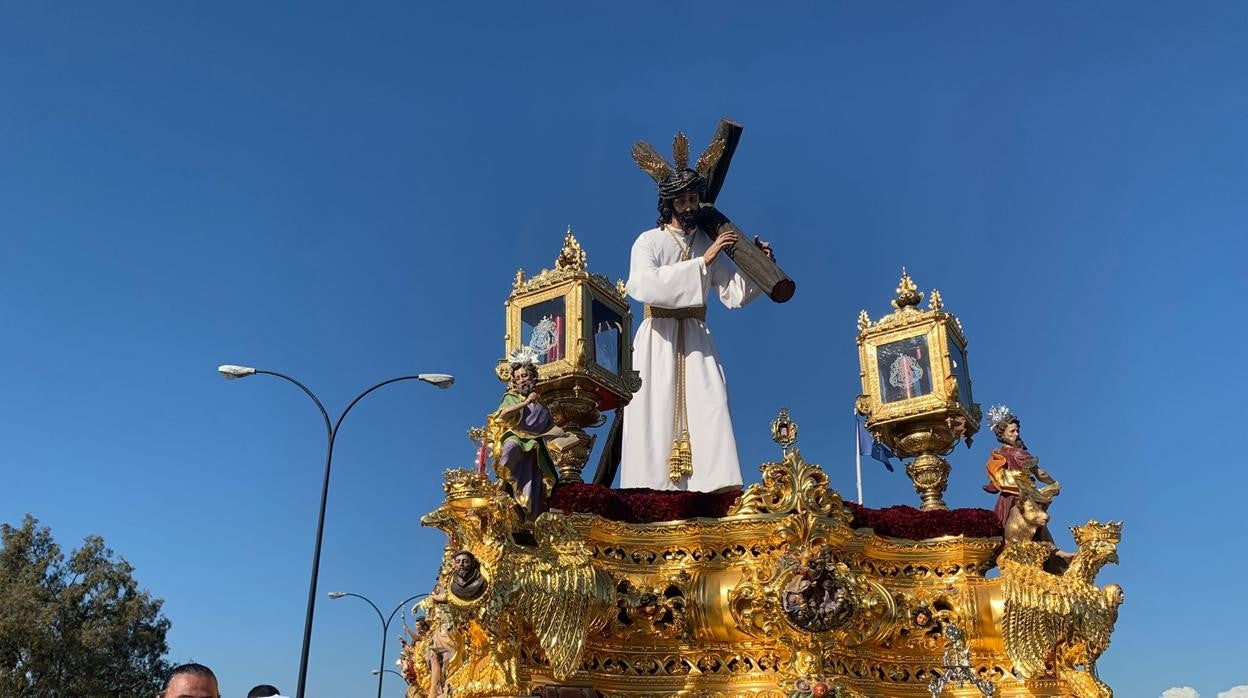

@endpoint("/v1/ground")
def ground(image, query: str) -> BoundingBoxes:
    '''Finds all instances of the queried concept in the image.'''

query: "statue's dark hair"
[655,169,705,227]
[991,415,1020,440]
[992,415,1026,449]
[248,686,282,698]
[510,362,538,379]
[163,663,217,694]
[657,197,676,227]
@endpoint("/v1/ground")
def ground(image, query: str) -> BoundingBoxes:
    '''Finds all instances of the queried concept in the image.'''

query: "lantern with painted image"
[499,229,640,482]
[855,271,980,510]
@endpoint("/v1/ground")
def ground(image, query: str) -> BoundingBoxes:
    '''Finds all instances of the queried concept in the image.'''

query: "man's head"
[453,551,479,578]
[161,663,219,698]
[994,416,1025,449]
[509,362,537,396]
[657,171,705,230]
[247,686,282,698]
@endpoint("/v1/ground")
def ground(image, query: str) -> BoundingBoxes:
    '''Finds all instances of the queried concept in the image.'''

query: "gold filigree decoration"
[633,124,729,185]
[928,289,943,311]
[695,126,729,179]
[631,140,675,184]
[672,132,691,171]
[770,407,798,452]
[999,519,1124,698]
[555,228,587,271]
[892,268,923,310]
[609,572,691,641]
[441,469,495,502]
[510,229,615,300]
[857,309,871,332]
[421,473,614,698]
[728,450,848,526]
[729,545,898,685]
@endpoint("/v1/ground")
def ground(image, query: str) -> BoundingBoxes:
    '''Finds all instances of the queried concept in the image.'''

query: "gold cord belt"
[644,305,706,321]
[654,230,699,483]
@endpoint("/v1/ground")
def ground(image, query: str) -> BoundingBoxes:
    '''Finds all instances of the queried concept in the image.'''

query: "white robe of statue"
[621,224,761,491]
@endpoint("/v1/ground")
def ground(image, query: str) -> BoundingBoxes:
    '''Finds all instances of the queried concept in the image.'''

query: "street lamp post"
[330,591,427,698]
[371,668,404,678]
[218,365,453,698]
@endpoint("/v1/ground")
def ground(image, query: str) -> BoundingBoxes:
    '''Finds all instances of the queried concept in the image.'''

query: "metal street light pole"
[330,591,428,698]
[218,365,453,698]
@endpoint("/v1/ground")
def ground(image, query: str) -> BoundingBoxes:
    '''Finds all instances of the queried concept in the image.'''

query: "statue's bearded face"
[453,553,478,579]
[671,190,701,231]
[999,420,1024,447]
[511,366,536,396]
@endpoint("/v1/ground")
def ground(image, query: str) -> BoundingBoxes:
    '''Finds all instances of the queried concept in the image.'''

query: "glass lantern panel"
[590,298,624,375]
[521,297,566,364]
[947,334,973,412]
[877,335,934,403]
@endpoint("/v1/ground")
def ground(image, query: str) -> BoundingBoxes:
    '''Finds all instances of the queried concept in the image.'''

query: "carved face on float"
[453,551,478,576]
[510,365,537,396]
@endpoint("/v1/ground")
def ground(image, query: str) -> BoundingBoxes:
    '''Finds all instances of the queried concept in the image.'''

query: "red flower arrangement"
[550,483,739,523]
[843,502,1002,540]
[549,484,1002,540]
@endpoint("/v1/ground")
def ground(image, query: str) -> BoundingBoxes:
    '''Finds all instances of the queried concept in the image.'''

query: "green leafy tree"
[0,514,172,698]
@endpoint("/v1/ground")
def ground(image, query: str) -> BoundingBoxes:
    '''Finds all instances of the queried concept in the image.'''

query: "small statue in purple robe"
[491,351,577,521]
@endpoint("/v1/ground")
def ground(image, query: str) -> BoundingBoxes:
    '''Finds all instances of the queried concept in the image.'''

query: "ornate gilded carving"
[406,410,1121,698]
[728,450,849,527]
[420,471,615,698]
[610,572,692,641]
[508,230,616,301]
[892,269,923,310]
[770,408,798,454]
[999,520,1124,698]
[556,228,588,271]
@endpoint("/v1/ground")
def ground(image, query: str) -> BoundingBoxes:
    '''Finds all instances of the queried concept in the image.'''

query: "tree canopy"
[0,514,172,698]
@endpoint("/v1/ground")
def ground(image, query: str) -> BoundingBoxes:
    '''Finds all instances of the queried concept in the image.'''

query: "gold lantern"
[855,270,980,510]
[498,229,641,482]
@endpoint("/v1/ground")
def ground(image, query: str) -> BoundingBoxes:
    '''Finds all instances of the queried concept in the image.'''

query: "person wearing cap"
[622,131,774,492]
[246,686,285,698]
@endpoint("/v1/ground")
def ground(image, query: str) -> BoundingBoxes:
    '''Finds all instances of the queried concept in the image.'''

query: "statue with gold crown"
[392,120,1126,698]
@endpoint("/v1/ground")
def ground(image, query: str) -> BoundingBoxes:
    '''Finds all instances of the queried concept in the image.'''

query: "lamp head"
[218,364,257,380]
[417,373,455,389]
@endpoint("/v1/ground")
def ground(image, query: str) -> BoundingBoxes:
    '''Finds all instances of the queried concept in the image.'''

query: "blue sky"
[2,3,1245,697]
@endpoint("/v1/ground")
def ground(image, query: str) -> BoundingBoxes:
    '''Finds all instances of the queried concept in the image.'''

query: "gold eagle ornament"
[998,520,1124,698]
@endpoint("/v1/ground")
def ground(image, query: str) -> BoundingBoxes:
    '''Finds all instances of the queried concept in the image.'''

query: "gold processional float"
[396,233,1124,698]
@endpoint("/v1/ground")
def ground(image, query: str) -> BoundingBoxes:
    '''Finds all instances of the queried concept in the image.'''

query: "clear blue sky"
[2,3,1244,697]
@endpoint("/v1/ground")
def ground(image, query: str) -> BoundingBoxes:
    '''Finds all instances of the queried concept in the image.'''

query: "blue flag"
[857,418,895,472]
